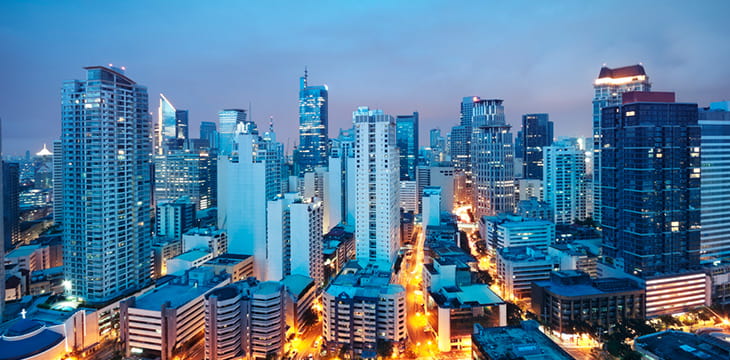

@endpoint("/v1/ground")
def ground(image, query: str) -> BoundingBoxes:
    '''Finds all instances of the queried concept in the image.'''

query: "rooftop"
[597,64,646,79]
[635,330,730,360]
[473,322,574,360]
[172,249,212,262]
[132,270,223,311]
[433,284,503,308]
[281,274,315,298]
[6,245,41,259]
[533,271,642,297]
[326,261,404,300]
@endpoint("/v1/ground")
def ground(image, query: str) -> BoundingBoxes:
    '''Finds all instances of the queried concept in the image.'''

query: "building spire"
[300,66,308,90]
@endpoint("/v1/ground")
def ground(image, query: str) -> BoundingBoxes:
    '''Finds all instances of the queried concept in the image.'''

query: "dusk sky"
[1,0,728,155]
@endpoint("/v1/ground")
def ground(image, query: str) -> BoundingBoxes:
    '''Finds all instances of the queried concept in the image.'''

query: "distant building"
[201,253,254,282]
[471,99,515,218]
[156,94,188,153]
[182,226,228,257]
[396,112,419,181]
[531,271,644,334]
[543,140,587,224]
[472,321,574,360]
[520,113,553,180]
[3,161,20,248]
[481,214,555,251]
[516,197,552,221]
[156,197,196,240]
[217,109,248,156]
[322,262,407,357]
[297,71,329,174]
[154,149,216,210]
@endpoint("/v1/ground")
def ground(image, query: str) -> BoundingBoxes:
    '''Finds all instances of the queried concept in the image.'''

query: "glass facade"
[297,73,328,174]
[600,101,700,276]
[521,113,554,180]
[396,112,419,181]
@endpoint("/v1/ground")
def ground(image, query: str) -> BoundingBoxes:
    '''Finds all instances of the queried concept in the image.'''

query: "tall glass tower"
[61,66,152,303]
[521,113,553,180]
[156,94,188,153]
[297,70,328,175]
[592,65,650,225]
[600,92,700,276]
[396,112,419,181]
[218,109,249,155]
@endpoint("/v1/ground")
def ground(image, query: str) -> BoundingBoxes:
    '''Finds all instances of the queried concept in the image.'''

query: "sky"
[1,0,729,156]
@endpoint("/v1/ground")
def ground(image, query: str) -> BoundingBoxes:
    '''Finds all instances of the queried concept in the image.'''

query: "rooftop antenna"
[248,101,252,123]
[269,116,274,133]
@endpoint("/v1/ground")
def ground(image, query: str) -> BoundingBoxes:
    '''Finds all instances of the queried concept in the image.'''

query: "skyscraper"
[199,121,218,149]
[61,66,152,303]
[154,149,216,210]
[592,65,651,225]
[543,140,587,225]
[521,113,553,179]
[52,139,63,227]
[471,99,515,219]
[396,112,419,181]
[0,118,4,323]
[699,101,730,265]
[297,70,328,174]
[157,94,189,153]
[3,161,20,249]
[218,122,283,278]
[218,109,249,155]
[353,107,400,266]
[450,96,479,173]
[601,91,700,276]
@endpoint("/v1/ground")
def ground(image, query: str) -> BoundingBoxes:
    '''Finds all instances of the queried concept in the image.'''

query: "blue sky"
[1,0,728,155]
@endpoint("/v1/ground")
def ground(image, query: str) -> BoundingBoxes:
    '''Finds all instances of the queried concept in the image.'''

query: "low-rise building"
[548,243,598,278]
[322,225,355,284]
[4,244,51,272]
[120,268,229,360]
[531,271,644,335]
[322,262,407,357]
[151,238,182,278]
[166,249,213,276]
[634,330,730,360]
[472,321,574,360]
[481,214,555,251]
[496,246,559,301]
[182,226,228,256]
[201,253,254,282]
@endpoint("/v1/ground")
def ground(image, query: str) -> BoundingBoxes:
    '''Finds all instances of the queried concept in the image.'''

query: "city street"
[289,322,323,360]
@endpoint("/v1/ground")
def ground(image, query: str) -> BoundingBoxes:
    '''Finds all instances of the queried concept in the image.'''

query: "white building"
[182,227,228,257]
[497,246,559,301]
[470,99,515,218]
[430,166,455,212]
[353,107,400,266]
[218,125,280,278]
[422,186,442,228]
[166,250,213,276]
[326,127,357,228]
[323,262,407,357]
[543,140,587,224]
[267,193,324,284]
[517,179,542,201]
[481,214,555,251]
[204,278,286,360]
[399,180,418,213]
[156,197,196,240]
[120,268,229,360]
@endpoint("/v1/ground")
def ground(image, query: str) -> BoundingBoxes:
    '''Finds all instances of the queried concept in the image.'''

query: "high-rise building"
[3,161,20,249]
[601,92,700,276]
[297,70,328,174]
[396,112,419,181]
[156,197,196,240]
[353,107,400,266]
[543,140,587,225]
[699,101,730,265]
[154,149,216,210]
[0,119,4,323]
[327,127,357,227]
[218,109,250,155]
[52,139,63,227]
[218,123,283,278]
[450,96,480,173]
[471,99,515,219]
[592,65,651,225]
[521,113,553,180]
[199,121,218,149]
[61,66,152,303]
[156,94,189,153]
[322,262,407,357]
[204,278,286,360]
[267,193,324,284]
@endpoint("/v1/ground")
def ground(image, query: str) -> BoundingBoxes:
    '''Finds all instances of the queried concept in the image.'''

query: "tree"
[376,339,393,358]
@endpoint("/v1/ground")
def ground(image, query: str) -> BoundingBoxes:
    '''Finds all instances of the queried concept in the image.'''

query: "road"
[289,321,322,360]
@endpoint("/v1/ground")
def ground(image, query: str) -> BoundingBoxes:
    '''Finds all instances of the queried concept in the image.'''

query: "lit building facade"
[471,99,515,218]
[154,149,216,210]
[600,92,701,276]
[699,102,730,264]
[353,107,400,266]
[543,140,587,225]
[592,65,651,225]
[521,113,553,180]
[156,93,188,153]
[61,66,152,304]
[396,112,419,181]
[297,71,329,174]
